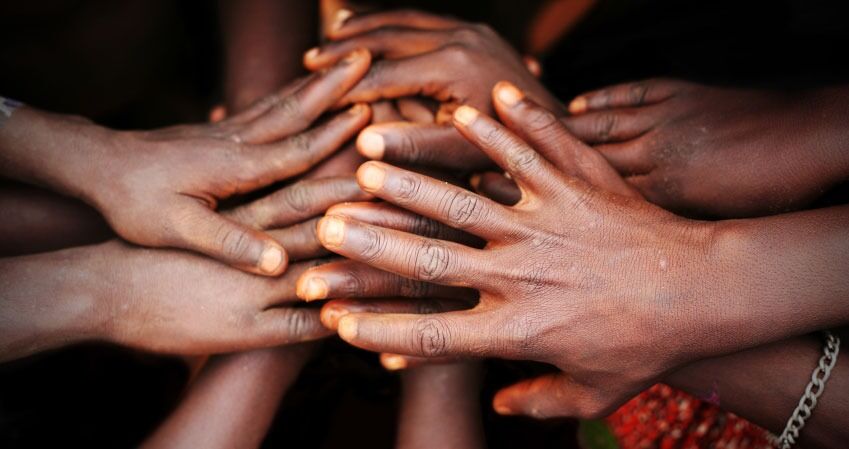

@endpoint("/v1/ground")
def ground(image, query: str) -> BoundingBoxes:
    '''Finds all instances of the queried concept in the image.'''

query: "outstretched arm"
[141,344,315,449]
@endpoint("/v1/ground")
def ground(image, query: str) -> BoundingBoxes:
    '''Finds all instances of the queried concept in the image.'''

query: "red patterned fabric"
[606,384,776,449]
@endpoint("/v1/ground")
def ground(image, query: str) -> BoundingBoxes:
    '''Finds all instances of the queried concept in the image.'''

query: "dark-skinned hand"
[0,174,370,360]
[307,82,723,419]
[304,9,561,171]
[564,78,849,218]
[0,50,371,277]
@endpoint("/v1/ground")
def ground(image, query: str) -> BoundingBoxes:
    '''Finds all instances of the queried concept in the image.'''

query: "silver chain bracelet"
[769,331,841,449]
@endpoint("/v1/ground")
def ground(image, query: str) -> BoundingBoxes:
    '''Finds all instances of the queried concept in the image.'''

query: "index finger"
[235,49,372,144]
[327,9,460,40]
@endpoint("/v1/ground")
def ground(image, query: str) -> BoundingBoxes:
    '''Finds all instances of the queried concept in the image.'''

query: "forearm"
[0,104,114,203]
[0,183,111,257]
[667,330,848,449]
[219,0,317,112]
[141,344,314,449]
[396,363,486,449]
[691,204,849,356]
[0,245,108,361]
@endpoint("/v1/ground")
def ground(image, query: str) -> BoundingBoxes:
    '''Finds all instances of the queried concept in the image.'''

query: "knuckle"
[280,183,314,213]
[500,314,543,357]
[409,213,442,238]
[451,26,484,46]
[411,316,451,357]
[411,241,451,281]
[394,173,423,205]
[507,146,539,173]
[275,96,308,128]
[525,108,561,134]
[415,300,446,315]
[441,190,488,229]
[339,269,367,296]
[287,133,315,159]
[398,128,428,164]
[594,113,618,141]
[627,82,650,106]
[399,276,434,298]
[281,308,312,339]
[359,227,388,263]
[215,225,255,262]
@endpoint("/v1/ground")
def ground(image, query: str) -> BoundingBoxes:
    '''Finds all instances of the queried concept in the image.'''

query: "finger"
[170,205,287,276]
[371,100,404,123]
[236,49,372,143]
[493,373,598,419]
[245,104,371,186]
[267,219,327,261]
[297,259,476,302]
[305,28,450,71]
[326,202,481,246]
[380,353,461,371]
[316,215,488,287]
[493,82,639,198]
[470,172,520,205]
[327,9,461,40]
[396,98,436,124]
[321,297,471,330]
[256,308,333,345]
[357,122,493,170]
[452,105,560,197]
[336,310,491,358]
[523,55,542,78]
[355,161,514,241]
[595,140,655,176]
[226,177,370,230]
[568,79,682,115]
[338,49,461,107]
[561,108,657,144]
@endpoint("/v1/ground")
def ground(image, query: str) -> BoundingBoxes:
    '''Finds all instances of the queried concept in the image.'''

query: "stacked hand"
[300,81,720,418]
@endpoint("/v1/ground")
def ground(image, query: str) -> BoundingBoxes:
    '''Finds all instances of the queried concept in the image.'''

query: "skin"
[308,83,849,420]
[563,79,849,218]
[0,174,371,361]
[141,343,316,449]
[304,9,561,171]
[0,49,371,276]
[0,183,111,257]
[219,0,317,112]
[395,362,486,449]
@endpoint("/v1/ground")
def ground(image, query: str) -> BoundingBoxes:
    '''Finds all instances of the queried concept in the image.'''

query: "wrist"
[0,245,111,361]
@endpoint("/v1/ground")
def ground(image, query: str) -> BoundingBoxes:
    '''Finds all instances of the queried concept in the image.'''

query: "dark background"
[1,1,847,447]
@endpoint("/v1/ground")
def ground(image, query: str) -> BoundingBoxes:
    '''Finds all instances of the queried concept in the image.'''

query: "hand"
[304,10,562,171]
[83,51,370,275]
[564,79,849,217]
[0,175,369,360]
[313,82,717,419]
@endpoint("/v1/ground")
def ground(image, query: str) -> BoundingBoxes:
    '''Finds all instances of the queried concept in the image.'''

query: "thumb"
[493,373,605,419]
[172,206,288,276]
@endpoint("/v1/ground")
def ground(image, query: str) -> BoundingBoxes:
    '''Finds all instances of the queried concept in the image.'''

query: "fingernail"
[333,9,353,32]
[299,276,329,301]
[495,82,524,107]
[494,403,514,415]
[321,305,350,329]
[258,245,284,274]
[357,163,386,191]
[569,96,587,115]
[342,48,365,64]
[453,105,479,126]
[318,216,346,246]
[337,315,358,341]
[381,354,407,371]
[349,103,369,115]
[357,129,385,159]
[304,47,320,61]
[469,173,482,190]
